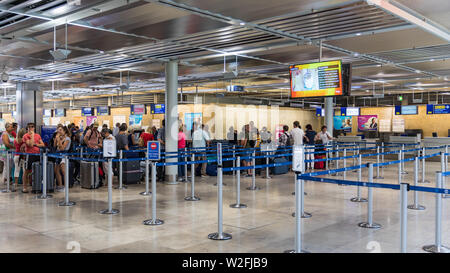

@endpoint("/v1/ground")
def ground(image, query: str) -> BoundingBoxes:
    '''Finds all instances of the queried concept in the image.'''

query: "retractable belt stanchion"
[230,156,246,208]
[401,144,407,175]
[398,151,402,184]
[37,152,52,199]
[185,154,200,201]
[351,154,367,202]
[115,150,127,190]
[325,147,329,170]
[421,147,430,183]
[232,145,236,176]
[343,148,347,180]
[358,163,381,229]
[352,142,357,173]
[408,157,425,210]
[143,162,164,225]
[264,150,271,179]
[100,158,119,215]
[247,151,260,191]
[1,151,11,193]
[184,147,189,182]
[380,142,385,168]
[285,172,308,253]
[375,145,383,179]
[140,155,151,196]
[59,155,75,206]
[400,182,408,253]
[443,148,449,199]
[422,171,450,253]
[208,143,231,240]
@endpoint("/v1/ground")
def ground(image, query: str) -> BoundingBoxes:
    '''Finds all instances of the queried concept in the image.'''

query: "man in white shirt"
[315,125,333,145]
[290,121,307,145]
[192,122,210,176]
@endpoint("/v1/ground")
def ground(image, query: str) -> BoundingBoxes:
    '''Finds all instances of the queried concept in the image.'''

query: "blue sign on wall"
[316,108,324,117]
[97,106,110,116]
[147,141,160,161]
[151,104,165,114]
[81,107,94,116]
[427,104,450,114]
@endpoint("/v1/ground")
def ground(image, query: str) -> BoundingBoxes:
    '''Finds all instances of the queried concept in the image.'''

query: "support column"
[324,97,334,134]
[165,61,178,184]
[16,82,42,132]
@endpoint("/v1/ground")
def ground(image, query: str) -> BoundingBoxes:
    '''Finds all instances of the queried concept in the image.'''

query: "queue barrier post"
[140,156,151,196]
[59,155,76,207]
[247,151,260,191]
[343,148,347,180]
[400,182,408,253]
[422,172,450,253]
[37,152,52,200]
[407,157,425,210]
[185,154,200,201]
[352,142,357,172]
[232,145,236,176]
[421,147,430,183]
[380,142,385,168]
[285,172,309,253]
[398,152,402,184]
[442,149,449,199]
[184,147,189,182]
[115,150,127,190]
[358,163,381,229]
[264,151,271,179]
[208,144,232,240]
[230,156,247,208]
[350,154,367,203]
[401,144,408,175]
[143,162,164,225]
[99,158,119,215]
[375,145,384,179]
[1,151,11,193]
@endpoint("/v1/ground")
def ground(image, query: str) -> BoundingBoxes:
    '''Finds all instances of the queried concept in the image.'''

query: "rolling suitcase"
[31,161,55,193]
[270,157,289,175]
[314,154,325,170]
[122,160,142,184]
[80,161,100,189]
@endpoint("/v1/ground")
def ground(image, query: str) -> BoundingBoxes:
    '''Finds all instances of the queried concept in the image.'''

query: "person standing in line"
[290,121,307,146]
[113,123,120,137]
[102,128,115,183]
[156,120,166,182]
[304,124,317,170]
[192,122,210,177]
[315,125,333,145]
[177,126,186,182]
[11,123,18,138]
[1,123,15,185]
[54,126,72,192]
[116,123,129,151]
[13,128,27,191]
[240,124,253,177]
[139,127,154,148]
[83,122,102,150]
[22,123,45,193]
[278,125,291,147]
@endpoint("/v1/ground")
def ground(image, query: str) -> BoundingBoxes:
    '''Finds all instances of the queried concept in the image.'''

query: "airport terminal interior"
[0,0,449,254]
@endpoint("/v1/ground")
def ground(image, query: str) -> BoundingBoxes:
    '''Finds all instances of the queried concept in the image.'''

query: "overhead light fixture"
[356,33,362,36]
[415,69,421,73]
[239,22,246,26]
[49,48,71,61]
[1,72,9,83]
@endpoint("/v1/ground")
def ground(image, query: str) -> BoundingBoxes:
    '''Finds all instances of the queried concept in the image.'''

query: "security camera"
[1,72,8,83]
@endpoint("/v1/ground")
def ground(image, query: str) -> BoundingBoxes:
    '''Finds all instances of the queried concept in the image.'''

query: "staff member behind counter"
[22,123,45,193]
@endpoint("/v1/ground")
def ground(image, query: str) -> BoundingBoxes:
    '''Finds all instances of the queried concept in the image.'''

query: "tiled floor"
[0,158,448,253]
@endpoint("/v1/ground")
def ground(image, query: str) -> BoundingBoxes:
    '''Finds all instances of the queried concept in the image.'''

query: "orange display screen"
[290,60,343,98]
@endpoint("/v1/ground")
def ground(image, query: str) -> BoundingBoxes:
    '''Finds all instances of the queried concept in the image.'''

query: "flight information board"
[290,60,343,98]
[427,104,450,114]
[395,105,418,115]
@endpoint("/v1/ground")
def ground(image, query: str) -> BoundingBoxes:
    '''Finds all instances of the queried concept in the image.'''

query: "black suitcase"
[31,161,55,193]
[122,160,142,184]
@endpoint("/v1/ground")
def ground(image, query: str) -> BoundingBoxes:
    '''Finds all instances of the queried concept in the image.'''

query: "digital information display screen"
[44,109,52,117]
[131,104,146,115]
[395,105,417,115]
[151,104,165,114]
[427,104,450,114]
[340,107,360,116]
[290,60,343,98]
[81,107,94,116]
[97,106,110,116]
[54,108,66,117]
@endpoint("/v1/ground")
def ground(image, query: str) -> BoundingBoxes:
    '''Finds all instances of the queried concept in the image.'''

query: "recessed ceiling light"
[353,53,359,57]
[356,33,362,36]
[239,22,245,26]
[415,70,421,73]
[430,59,435,61]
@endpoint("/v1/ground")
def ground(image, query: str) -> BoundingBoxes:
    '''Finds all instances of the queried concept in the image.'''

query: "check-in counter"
[336,136,378,149]
[388,136,421,155]
[423,137,450,159]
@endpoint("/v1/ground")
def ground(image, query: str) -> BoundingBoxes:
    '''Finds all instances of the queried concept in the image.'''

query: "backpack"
[82,129,98,146]
[280,132,293,147]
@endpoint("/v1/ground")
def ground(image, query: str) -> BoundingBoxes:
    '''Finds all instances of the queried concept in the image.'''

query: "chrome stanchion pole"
[352,142,357,172]
[421,147,430,183]
[209,144,231,240]
[400,182,408,253]
[358,163,381,229]
[1,151,11,193]
[442,150,449,199]
[285,172,308,253]
[398,151,402,185]
[423,172,450,253]
[143,162,164,225]
[401,144,407,175]
[230,156,246,208]
[100,158,119,214]
[59,155,75,206]
[232,145,236,176]
[351,154,367,202]
[247,151,260,190]
[380,142,385,168]
[37,152,52,199]
[408,157,425,210]
[140,155,151,196]
[184,148,189,182]
[375,145,383,179]
[265,151,271,179]
[115,150,127,190]
[185,154,200,201]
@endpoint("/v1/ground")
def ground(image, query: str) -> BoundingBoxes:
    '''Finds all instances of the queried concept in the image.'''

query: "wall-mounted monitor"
[131,104,146,115]
[43,109,52,117]
[150,104,165,114]
[97,106,110,116]
[290,60,343,98]
[81,107,95,116]
[340,107,360,116]
[395,105,418,115]
[54,108,66,117]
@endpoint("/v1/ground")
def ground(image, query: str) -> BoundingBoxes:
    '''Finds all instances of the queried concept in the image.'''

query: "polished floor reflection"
[0,158,448,253]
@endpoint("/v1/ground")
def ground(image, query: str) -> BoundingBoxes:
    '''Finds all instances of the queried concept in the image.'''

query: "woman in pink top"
[177,126,186,182]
